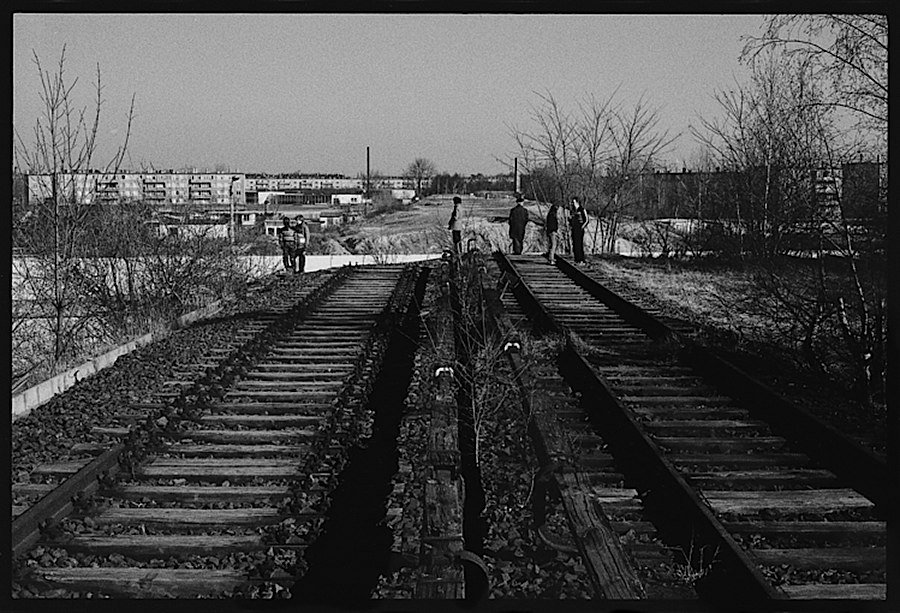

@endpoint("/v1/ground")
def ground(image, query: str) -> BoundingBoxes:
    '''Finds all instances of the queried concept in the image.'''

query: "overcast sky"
[14,13,767,176]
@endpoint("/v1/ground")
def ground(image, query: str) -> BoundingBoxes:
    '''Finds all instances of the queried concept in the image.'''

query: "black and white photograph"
[11,11,890,607]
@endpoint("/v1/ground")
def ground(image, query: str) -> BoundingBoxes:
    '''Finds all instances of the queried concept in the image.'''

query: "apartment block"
[27,171,246,206]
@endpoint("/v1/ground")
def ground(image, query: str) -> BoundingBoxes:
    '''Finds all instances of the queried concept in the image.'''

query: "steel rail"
[554,255,890,512]
[12,446,124,558]
[494,251,782,603]
[479,259,645,599]
[12,268,349,559]
[16,266,420,599]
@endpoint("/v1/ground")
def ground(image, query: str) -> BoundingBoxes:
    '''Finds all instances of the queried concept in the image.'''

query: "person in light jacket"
[448,196,462,254]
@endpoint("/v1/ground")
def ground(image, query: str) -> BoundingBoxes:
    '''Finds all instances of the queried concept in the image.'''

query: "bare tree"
[12,48,253,387]
[510,91,580,206]
[596,95,676,253]
[405,157,437,198]
[452,254,518,467]
[693,50,837,258]
[693,48,886,406]
[508,89,674,255]
[743,14,887,154]
[13,46,136,370]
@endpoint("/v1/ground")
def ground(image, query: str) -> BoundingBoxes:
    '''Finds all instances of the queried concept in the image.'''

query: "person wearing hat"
[570,197,589,266]
[276,217,296,273]
[448,196,462,255]
[291,214,310,273]
[508,193,529,255]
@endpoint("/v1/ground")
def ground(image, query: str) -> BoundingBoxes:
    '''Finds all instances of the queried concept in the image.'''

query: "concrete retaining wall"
[246,254,439,277]
[11,299,224,422]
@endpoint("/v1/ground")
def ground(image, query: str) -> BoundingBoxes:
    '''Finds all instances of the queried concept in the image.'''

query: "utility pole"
[365,146,371,216]
[229,176,240,246]
[514,157,520,195]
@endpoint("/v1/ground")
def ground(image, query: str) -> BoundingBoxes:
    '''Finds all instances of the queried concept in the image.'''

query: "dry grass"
[346,199,558,255]
[591,256,887,457]
[592,260,764,343]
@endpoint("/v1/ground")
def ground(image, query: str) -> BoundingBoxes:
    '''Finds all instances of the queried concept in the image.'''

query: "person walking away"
[276,217,296,273]
[508,194,529,255]
[292,215,311,273]
[448,196,462,254]
[545,201,559,265]
[570,197,588,265]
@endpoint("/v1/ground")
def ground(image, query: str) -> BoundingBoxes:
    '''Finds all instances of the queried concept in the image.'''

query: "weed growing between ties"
[447,253,597,598]
[669,538,720,587]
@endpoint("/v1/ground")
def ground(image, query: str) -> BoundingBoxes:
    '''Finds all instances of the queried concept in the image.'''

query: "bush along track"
[13,266,423,599]
[407,250,620,600]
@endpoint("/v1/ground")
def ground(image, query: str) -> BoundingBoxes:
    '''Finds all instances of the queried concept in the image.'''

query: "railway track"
[12,271,338,532]
[13,265,420,598]
[475,256,684,599]
[496,253,888,602]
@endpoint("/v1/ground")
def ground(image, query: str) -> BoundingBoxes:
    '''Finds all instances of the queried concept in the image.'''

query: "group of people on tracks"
[449,193,590,266]
[280,192,591,275]
[277,215,311,274]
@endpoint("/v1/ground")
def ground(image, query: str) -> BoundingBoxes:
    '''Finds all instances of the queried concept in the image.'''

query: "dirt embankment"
[340,199,555,255]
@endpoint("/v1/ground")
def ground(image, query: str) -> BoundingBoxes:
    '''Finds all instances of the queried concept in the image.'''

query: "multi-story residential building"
[27,171,246,207]
[27,173,99,205]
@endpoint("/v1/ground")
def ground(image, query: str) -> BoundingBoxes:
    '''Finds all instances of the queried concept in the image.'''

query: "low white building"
[319,210,345,227]
[331,193,364,205]
[391,189,416,203]
[150,220,230,240]
[203,209,259,226]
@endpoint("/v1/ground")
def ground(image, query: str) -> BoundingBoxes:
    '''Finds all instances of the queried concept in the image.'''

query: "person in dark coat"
[545,202,559,264]
[508,194,529,254]
[570,197,589,265]
[448,196,462,254]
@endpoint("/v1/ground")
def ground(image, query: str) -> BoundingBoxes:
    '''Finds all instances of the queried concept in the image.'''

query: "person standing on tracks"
[292,214,311,274]
[448,196,462,255]
[570,197,589,266]
[545,201,559,265]
[508,193,529,255]
[276,217,296,273]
